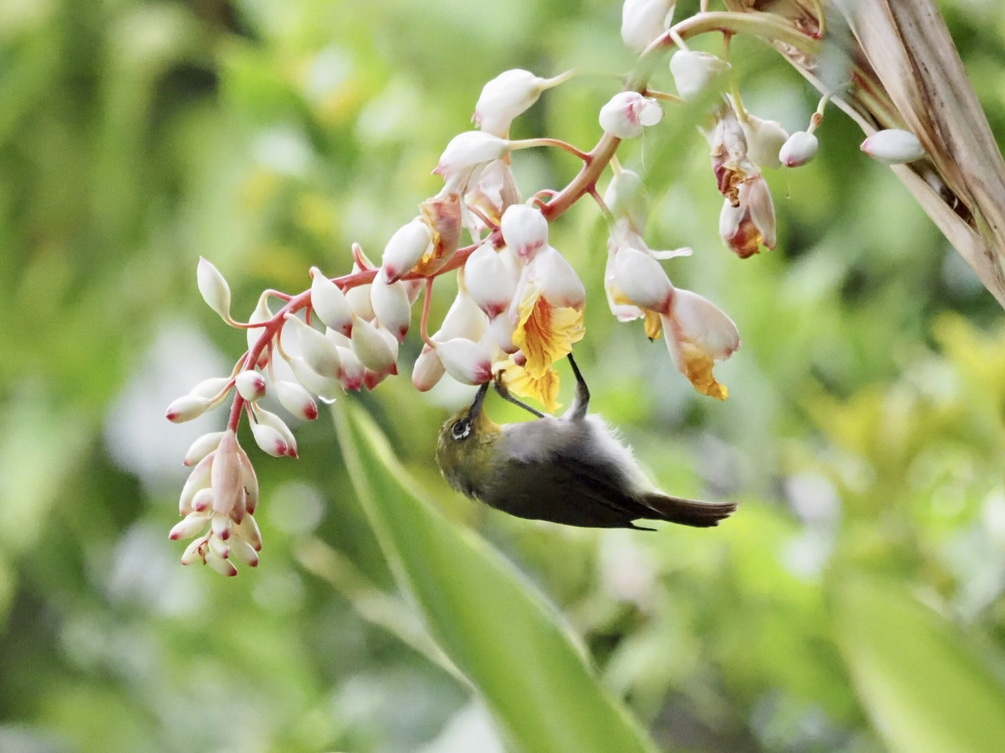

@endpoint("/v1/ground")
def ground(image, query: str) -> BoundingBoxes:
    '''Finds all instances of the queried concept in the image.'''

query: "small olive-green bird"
[436,355,736,530]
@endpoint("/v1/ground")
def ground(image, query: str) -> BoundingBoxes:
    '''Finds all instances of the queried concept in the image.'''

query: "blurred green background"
[4,0,1005,751]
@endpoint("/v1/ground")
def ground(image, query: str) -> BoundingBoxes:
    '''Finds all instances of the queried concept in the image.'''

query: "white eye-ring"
[451,420,471,440]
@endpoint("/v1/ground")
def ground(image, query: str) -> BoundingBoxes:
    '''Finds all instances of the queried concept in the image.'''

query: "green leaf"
[833,575,1005,753]
[333,402,658,753]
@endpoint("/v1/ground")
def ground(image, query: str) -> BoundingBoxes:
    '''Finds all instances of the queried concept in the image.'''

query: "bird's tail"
[640,493,737,527]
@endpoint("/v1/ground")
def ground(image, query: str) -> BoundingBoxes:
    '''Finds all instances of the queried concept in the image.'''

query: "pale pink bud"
[208,535,230,560]
[612,246,674,314]
[274,380,319,420]
[860,128,924,164]
[190,487,214,513]
[165,394,213,423]
[251,421,290,458]
[285,314,343,380]
[230,538,260,568]
[287,355,342,402]
[621,0,675,52]
[433,131,510,188]
[669,49,730,102]
[779,130,819,167]
[412,344,446,392]
[369,277,412,343]
[196,257,233,323]
[435,290,488,343]
[169,511,210,540]
[310,268,353,337]
[740,114,789,169]
[473,69,571,137]
[598,91,663,139]
[500,204,549,261]
[183,431,225,467]
[465,243,518,318]
[350,315,398,375]
[603,169,648,230]
[436,338,493,385]
[206,551,238,577]
[211,429,246,516]
[180,537,208,565]
[234,370,266,402]
[235,513,263,551]
[179,453,214,514]
[253,406,298,458]
[235,443,259,514]
[380,218,432,283]
[336,346,365,391]
[530,246,586,309]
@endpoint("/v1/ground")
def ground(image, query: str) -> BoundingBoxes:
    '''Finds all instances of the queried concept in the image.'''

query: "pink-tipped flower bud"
[190,487,214,513]
[350,315,398,376]
[251,421,290,458]
[436,338,494,385]
[669,49,730,102]
[183,431,225,467]
[598,91,663,139]
[369,277,412,343]
[621,0,675,52]
[252,406,298,458]
[206,551,238,577]
[473,69,572,137]
[285,314,343,380]
[436,290,488,343]
[165,394,213,423]
[379,218,432,283]
[612,247,674,315]
[412,345,446,392]
[234,370,266,402]
[310,268,353,337]
[779,130,819,167]
[287,355,341,403]
[197,257,233,323]
[433,131,510,190]
[169,512,210,541]
[274,380,319,420]
[860,128,924,164]
[210,429,247,517]
[500,204,549,261]
[465,243,518,318]
[336,345,365,391]
[230,538,260,568]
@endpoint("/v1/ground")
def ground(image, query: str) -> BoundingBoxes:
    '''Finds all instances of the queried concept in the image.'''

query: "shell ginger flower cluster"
[165,0,932,573]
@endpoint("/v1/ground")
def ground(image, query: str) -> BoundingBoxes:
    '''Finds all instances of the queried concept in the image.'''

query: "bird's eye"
[451,420,471,440]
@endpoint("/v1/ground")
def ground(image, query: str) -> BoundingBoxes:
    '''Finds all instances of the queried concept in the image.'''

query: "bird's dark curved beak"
[469,380,491,419]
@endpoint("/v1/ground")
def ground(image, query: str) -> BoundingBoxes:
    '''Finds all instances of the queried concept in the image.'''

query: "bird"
[436,354,737,529]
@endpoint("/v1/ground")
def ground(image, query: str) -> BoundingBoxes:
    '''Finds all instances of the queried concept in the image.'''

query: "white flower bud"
[310,268,354,337]
[433,131,510,183]
[206,551,238,577]
[197,257,232,323]
[369,277,412,343]
[434,290,487,343]
[190,487,214,513]
[612,247,674,314]
[604,169,648,230]
[412,344,446,392]
[380,218,432,283]
[208,535,230,560]
[741,114,789,169]
[235,512,263,551]
[346,282,374,321]
[465,243,518,318]
[179,453,214,514]
[274,380,319,420]
[436,338,493,385]
[253,406,298,458]
[500,204,549,261]
[230,538,260,568]
[598,91,663,139]
[621,0,675,52]
[210,429,246,517]
[473,69,571,137]
[488,312,518,354]
[350,316,398,375]
[251,421,290,458]
[287,355,342,403]
[779,130,819,167]
[183,431,225,467]
[169,512,210,541]
[188,376,231,400]
[165,394,213,423]
[666,288,740,361]
[669,49,730,102]
[530,246,586,309]
[336,346,365,391]
[234,370,266,402]
[246,293,274,366]
[860,128,924,164]
[285,314,343,380]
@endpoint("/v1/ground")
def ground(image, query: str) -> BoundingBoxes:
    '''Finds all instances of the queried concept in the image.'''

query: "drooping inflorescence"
[165,0,928,574]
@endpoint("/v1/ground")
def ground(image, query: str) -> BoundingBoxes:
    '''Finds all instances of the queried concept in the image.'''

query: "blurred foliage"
[2,0,1005,752]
